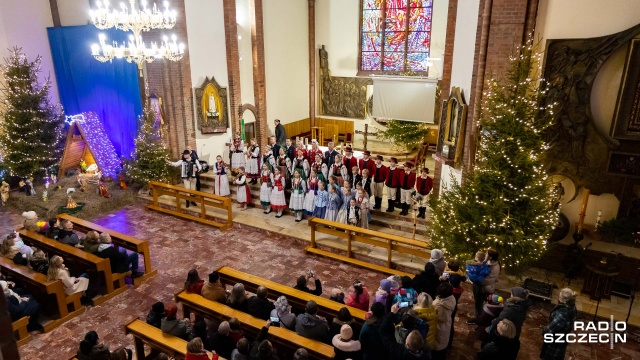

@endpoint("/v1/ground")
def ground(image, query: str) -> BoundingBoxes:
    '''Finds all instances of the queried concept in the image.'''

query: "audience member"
[147,301,165,328]
[380,304,429,359]
[161,304,192,340]
[109,347,133,360]
[211,321,234,359]
[184,269,205,294]
[230,338,250,360]
[97,233,143,278]
[373,279,391,308]
[394,309,420,344]
[429,249,446,276]
[293,348,309,360]
[45,217,61,240]
[186,337,216,360]
[359,302,388,360]
[393,276,418,306]
[22,211,40,232]
[80,231,101,254]
[432,282,455,360]
[475,295,504,332]
[477,319,519,360]
[28,248,49,275]
[2,280,43,332]
[0,234,20,259]
[77,331,110,360]
[489,287,530,341]
[412,292,437,349]
[330,307,360,339]
[47,255,90,295]
[270,296,296,330]
[228,317,244,344]
[329,288,345,304]
[294,272,322,296]
[191,320,209,346]
[249,321,280,360]
[202,271,227,303]
[540,288,578,360]
[295,300,331,343]
[345,280,369,311]
[247,285,275,320]
[227,283,249,312]
[441,260,466,301]
[467,249,500,325]
[58,220,81,246]
[332,324,362,360]
[412,263,440,300]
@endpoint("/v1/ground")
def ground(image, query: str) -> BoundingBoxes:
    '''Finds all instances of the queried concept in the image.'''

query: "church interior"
[1,0,640,359]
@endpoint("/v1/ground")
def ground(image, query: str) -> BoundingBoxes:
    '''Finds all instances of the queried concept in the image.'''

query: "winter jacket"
[490,297,531,339]
[412,271,440,300]
[146,309,165,328]
[227,298,248,313]
[58,229,80,246]
[346,286,370,311]
[429,251,446,276]
[373,288,389,307]
[540,302,577,360]
[161,317,191,340]
[359,318,388,360]
[481,261,500,294]
[202,282,227,303]
[477,333,520,360]
[29,259,49,275]
[270,308,296,330]
[476,302,504,327]
[379,313,430,360]
[186,281,204,295]
[332,335,362,360]
[185,353,216,360]
[432,295,456,351]
[211,332,234,359]
[466,261,490,284]
[393,287,418,306]
[295,312,331,343]
[247,296,275,320]
[441,269,466,289]
[249,326,281,360]
[230,349,249,360]
[76,344,110,360]
[330,318,361,340]
[96,245,129,273]
[294,279,323,296]
[413,306,438,350]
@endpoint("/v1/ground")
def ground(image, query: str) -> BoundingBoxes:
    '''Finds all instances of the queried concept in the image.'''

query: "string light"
[68,112,121,178]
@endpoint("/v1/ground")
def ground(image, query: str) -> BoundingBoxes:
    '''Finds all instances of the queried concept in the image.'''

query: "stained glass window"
[360,0,433,73]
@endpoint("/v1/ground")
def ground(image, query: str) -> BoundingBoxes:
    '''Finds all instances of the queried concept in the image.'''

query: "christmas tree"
[376,120,430,150]
[123,106,173,187]
[0,48,64,178]
[429,40,558,274]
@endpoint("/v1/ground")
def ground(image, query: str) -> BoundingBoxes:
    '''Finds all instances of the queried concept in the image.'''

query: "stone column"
[308,0,316,127]
[223,0,242,134]
[250,0,269,149]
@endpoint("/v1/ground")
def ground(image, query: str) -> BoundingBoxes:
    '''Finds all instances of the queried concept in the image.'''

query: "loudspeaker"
[523,278,554,301]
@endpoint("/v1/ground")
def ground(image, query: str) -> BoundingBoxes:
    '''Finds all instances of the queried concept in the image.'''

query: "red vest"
[359,158,377,176]
[398,171,416,190]
[416,176,433,195]
[344,156,358,172]
[373,164,388,183]
[385,167,401,188]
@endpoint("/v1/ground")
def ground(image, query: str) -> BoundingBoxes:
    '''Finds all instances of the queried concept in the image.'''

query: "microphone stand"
[626,267,640,324]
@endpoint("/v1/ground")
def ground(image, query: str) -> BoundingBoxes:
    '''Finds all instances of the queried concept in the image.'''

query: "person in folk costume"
[324,141,339,168]
[398,162,417,216]
[415,167,433,219]
[356,188,370,229]
[343,147,358,173]
[259,163,273,214]
[166,150,202,208]
[349,166,362,189]
[307,140,324,165]
[229,133,246,171]
[372,155,388,210]
[186,145,202,191]
[245,138,261,185]
[324,182,342,222]
[312,181,329,219]
[354,181,372,223]
[295,140,308,161]
[360,169,373,201]
[335,181,355,224]
[233,167,252,210]
[269,135,281,163]
[358,150,376,176]
[329,154,349,187]
[1,181,9,206]
[311,153,328,184]
[326,175,341,194]
[270,167,288,218]
[290,169,307,222]
[214,155,231,197]
[284,138,296,162]
[275,147,292,189]
[262,145,276,172]
[346,198,360,227]
[304,168,321,216]
[385,157,401,212]
[292,149,310,180]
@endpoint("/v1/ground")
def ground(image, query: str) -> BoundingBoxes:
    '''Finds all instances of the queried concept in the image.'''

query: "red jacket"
[185,353,216,360]
[344,155,358,172]
[372,164,388,183]
[385,166,401,188]
[398,170,416,190]
[307,149,323,164]
[359,158,377,176]
[416,176,433,195]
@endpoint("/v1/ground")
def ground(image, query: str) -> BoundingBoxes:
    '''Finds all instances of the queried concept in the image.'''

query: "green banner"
[241,118,245,141]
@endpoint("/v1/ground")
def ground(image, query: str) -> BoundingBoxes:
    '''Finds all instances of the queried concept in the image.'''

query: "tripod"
[626,267,640,324]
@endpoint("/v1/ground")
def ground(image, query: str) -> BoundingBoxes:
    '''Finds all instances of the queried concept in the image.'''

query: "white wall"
[57,0,91,26]
[0,0,59,104]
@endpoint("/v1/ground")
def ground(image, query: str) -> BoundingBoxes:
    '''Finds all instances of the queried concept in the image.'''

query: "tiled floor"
[1,203,639,359]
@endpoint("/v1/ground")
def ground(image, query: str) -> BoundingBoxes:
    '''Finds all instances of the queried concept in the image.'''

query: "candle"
[596,210,602,229]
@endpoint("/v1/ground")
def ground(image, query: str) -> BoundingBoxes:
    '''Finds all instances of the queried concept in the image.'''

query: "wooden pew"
[0,257,84,331]
[216,266,367,325]
[124,319,223,360]
[57,214,158,285]
[17,228,127,305]
[12,316,31,346]
[175,290,335,360]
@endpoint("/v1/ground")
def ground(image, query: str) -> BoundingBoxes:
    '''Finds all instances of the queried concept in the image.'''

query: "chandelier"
[89,0,185,72]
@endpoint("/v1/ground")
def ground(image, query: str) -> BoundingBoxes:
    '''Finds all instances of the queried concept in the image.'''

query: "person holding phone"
[269,296,296,330]
[294,270,322,296]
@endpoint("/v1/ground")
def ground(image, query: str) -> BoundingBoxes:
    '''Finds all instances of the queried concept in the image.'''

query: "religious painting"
[194,76,229,134]
[436,87,467,167]
[612,38,640,140]
[607,151,640,178]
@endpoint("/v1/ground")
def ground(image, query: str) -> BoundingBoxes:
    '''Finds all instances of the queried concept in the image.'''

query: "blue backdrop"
[48,25,142,157]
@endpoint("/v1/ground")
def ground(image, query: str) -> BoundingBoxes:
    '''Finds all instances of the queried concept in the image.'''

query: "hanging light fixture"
[89,0,185,72]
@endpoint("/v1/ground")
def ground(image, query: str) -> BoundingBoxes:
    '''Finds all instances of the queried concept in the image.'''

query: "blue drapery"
[48,25,142,157]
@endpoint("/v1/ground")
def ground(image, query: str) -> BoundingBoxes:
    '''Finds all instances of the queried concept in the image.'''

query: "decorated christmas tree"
[376,120,430,150]
[429,40,558,274]
[123,106,173,187]
[0,48,64,178]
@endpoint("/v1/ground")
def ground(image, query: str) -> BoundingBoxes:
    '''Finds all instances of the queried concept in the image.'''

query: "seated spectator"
[97,233,143,278]
[45,218,61,240]
[58,220,80,246]
[77,331,110,360]
[294,271,322,296]
[429,249,446,276]
[270,296,296,330]
[359,302,388,360]
[228,317,244,344]
[47,255,89,295]
[211,321,234,359]
[249,320,279,360]
[373,279,391,308]
[412,263,440,300]
[293,348,309,360]
[80,231,101,254]
[412,292,437,349]
[329,288,345,304]
[393,276,418,307]
[147,301,165,329]
[346,280,369,311]
[202,271,227,303]
[380,304,429,359]
[109,347,133,360]
[227,283,248,312]
[186,337,217,360]
[432,282,456,360]
[2,280,43,332]
[477,319,519,360]
[230,337,249,360]
[191,320,209,344]
[295,300,330,344]
[22,211,40,233]
[0,234,20,259]
[332,324,362,360]
[161,304,192,340]
[28,248,49,275]
[247,285,275,320]
[185,269,205,294]
[330,307,360,339]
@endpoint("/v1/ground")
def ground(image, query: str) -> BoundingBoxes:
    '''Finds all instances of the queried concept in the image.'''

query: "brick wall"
[223,0,242,134]
[250,0,269,150]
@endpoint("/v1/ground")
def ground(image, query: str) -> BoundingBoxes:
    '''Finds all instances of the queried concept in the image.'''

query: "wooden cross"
[354,124,378,151]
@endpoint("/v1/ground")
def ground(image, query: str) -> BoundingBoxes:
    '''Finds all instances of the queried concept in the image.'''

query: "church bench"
[57,214,158,285]
[306,218,421,278]
[147,181,233,231]
[124,318,223,360]
[175,290,335,360]
[17,228,128,304]
[0,257,84,331]
[12,316,31,346]
[216,266,367,325]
